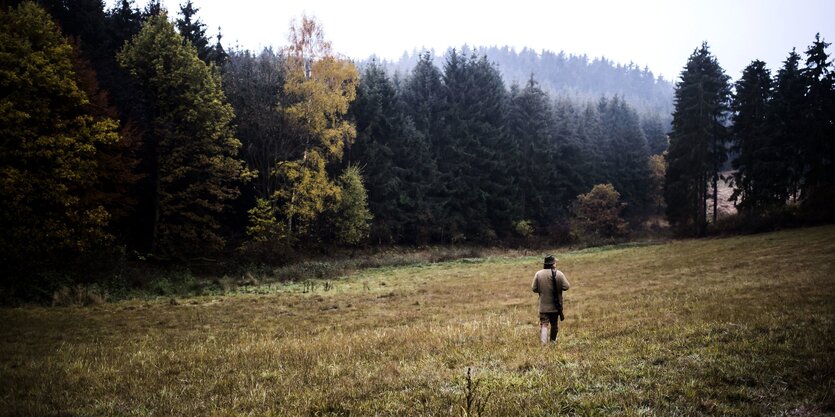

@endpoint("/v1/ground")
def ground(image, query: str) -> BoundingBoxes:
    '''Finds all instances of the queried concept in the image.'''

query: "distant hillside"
[373,46,675,123]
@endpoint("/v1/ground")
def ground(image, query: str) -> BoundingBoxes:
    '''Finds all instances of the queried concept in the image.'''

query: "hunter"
[531,254,571,345]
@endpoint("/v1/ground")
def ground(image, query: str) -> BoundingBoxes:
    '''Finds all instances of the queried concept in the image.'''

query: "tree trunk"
[713,171,719,225]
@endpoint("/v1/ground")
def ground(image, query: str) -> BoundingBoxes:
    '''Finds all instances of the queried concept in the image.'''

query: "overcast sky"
[115,0,835,81]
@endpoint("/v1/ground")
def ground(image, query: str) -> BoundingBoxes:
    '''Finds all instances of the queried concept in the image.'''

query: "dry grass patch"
[1,225,834,416]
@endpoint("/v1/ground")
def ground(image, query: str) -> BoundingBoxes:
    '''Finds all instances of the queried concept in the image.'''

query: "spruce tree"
[507,77,557,231]
[350,61,436,244]
[400,51,446,241]
[598,96,652,217]
[665,43,731,235]
[438,52,511,242]
[641,113,669,155]
[801,34,834,207]
[551,98,587,212]
[731,60,780,212]
[221,48,286,201]
[577,102,607,188]
[771,49,806,202]
[175,0,211,62]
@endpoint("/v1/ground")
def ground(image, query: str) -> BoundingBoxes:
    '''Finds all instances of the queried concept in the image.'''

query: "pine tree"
[0,2,120,270]
[118,14,251,257]
[731,60,780,212]
[665,43,731,235]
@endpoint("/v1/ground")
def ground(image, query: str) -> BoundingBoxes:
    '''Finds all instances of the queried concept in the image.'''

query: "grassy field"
[2,226,834,416]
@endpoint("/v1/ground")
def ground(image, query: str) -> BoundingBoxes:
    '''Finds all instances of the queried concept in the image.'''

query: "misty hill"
[374,46,675,122]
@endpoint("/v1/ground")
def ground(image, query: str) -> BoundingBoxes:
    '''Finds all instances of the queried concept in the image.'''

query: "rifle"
[551,269,565,321]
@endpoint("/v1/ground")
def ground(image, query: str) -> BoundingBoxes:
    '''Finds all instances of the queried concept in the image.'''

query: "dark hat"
[544,255,556,265]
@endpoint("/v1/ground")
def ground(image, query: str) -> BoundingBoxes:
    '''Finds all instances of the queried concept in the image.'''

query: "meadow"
[1,225,834,416]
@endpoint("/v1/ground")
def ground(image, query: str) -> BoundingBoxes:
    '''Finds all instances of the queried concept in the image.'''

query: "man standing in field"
[532,255,570,345]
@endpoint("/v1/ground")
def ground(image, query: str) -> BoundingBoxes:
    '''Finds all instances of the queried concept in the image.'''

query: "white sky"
[115,0,835,81]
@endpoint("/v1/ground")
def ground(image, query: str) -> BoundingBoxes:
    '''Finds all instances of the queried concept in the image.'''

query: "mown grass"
[1,225,834,416]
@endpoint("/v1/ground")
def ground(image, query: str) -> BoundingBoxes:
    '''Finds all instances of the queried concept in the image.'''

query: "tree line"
[3,0,829,291]
[343,53,667,245]
[1,0,671,281]
[381,46,675,121]
[665,38,834,235]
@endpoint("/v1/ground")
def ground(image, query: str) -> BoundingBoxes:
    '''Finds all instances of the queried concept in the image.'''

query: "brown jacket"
[532,268,570,313]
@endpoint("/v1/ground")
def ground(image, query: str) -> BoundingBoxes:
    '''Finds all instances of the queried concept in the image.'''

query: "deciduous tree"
[571,183,629,243]
[118,14,251,257]
[0,2,120,268]
[269,15,358,240]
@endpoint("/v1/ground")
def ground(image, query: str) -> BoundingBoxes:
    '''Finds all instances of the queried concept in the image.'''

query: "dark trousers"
[539,312,560,341]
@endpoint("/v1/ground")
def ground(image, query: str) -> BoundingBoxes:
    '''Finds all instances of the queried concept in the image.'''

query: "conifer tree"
[350,61,435,243]
[175,0,212,63]
[771,49,806,202]
[550,98,587,212]
[801,34,834,205]
[731,60,780,212]
[438,51,511,242]
[665,43,731,235]
[222,48,286,201]
[399,51,446,241]
[577,102,607,188]
[507,77,557,231]
[598,96,652,217]
[332,166,372,246]
[118,14,251,257]
[641,113,669,155]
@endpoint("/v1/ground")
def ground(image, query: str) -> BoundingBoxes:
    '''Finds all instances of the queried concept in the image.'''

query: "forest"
[1,0,833,297]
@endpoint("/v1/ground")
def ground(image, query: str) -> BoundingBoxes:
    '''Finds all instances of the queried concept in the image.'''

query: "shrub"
[571,183,630,245]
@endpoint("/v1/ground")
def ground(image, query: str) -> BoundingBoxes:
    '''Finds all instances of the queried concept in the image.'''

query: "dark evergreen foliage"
[382,46,674,120]
[731,60,781,211]
[348,61,435,244]
[175,1,209,59]
[800,34,835,208]
[771,50,806,202]
[598,96,652,217]
[641,113,669,155]
[665,43,731,236]
[506,77,559,231]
